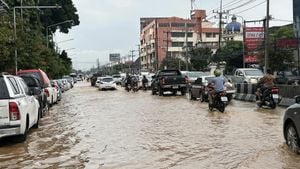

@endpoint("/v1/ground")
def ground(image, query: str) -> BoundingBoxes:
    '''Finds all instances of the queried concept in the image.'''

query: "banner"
[244,27,265,63]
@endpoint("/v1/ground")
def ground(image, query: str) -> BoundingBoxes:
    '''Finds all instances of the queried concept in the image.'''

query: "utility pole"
[213,0,223,50]
[165,31,170,59]
[185,22,189,71]
[264,0,270,73]
[155,19,159,71]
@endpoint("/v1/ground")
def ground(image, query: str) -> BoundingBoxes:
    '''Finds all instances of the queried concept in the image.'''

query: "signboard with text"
[244,27,265,63]
[109,53,121,62]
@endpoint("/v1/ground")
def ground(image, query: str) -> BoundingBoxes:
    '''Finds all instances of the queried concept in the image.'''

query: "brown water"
[0,82,299,169]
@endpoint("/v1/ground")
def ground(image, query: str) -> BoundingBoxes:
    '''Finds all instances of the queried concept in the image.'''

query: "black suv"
[19,74,47,118]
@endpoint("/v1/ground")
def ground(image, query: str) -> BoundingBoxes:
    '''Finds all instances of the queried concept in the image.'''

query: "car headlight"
[250,78,257,83]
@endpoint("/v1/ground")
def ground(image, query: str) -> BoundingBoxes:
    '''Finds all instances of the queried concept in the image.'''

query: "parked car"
[112,74,122,85]
[63,75,74,88]
[97,77,117,90]
[17,69,57,106]
[19,74,46,118]
[51,80,62,101]
[56,79,65,93]
[62,79,71,91]
[283,96,300,154]
[0,74,40,142]
[275,71,300,85]
[227,68,264,84]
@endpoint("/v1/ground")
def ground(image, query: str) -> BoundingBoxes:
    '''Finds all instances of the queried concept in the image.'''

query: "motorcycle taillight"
[271,87,279,93]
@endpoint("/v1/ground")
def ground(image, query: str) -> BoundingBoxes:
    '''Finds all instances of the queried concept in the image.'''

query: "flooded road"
[0,82,299,169]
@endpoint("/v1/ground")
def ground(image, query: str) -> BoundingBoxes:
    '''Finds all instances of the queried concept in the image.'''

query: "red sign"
[244,55,258,63]
[244,27,264,51]
[276,38,298,49]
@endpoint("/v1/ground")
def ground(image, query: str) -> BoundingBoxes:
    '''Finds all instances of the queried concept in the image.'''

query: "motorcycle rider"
[131,75,139,91]
[256,69,275,103]
[208,69,225,106]
[125,73,132,90]
[142,75,148,90]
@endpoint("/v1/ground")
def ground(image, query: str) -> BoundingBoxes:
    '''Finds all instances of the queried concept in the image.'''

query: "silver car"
[283,96,300,154]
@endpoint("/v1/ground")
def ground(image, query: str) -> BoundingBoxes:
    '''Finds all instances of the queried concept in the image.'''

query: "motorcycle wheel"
[270,99,277,109]
[218,101,225,113]
[209,104,214,111]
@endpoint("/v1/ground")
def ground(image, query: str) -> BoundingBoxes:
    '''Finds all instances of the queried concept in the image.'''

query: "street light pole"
[264,0,270,73]
[46,20,73,48]
[13,5,61,74]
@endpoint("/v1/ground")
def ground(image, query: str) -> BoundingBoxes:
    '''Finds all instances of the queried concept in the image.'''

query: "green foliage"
[189,47,212,70]
[212,41,243,73]
[159,57,190,70]
[0,0,79,77]
[268,25,295,71]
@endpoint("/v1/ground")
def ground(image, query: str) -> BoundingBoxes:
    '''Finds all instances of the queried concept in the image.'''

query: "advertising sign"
[244,27,264,63]
[109,53,121,62]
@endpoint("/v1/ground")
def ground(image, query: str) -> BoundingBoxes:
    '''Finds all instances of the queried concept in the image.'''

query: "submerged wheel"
[285,123,300,154]
[218,102,225,113]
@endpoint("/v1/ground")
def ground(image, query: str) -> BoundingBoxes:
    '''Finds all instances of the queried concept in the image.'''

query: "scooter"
[256,86,279,109]
[208,85,228,112]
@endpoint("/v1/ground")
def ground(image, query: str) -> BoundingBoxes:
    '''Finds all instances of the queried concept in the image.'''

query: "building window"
[171,32,193,38]
[187,23,196,27]
[171,23,185,27]
[172,42,184,47]
[159,23,170,27]
[187,42,193,47]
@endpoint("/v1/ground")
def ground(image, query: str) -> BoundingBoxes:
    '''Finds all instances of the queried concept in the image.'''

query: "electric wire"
[235,0,266,14]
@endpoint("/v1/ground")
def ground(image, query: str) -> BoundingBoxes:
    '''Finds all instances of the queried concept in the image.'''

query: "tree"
[189,47,212,70]
[212,41,243,74]
[159,57,190,70]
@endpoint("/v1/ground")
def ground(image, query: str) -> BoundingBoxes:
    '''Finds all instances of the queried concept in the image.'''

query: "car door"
[18,78,36,127]
[0,77,10,126]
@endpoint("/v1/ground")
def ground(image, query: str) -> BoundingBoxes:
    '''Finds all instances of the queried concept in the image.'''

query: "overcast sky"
[56,0,293,71]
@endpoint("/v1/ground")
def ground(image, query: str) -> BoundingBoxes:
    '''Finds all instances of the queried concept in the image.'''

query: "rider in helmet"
[208,69,225,105]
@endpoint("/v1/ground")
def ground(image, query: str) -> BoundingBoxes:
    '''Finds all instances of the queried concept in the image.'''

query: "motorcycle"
[125,83,131,92]
[256,86,279,109]
[208,85,228,112]
[132,82,139,92]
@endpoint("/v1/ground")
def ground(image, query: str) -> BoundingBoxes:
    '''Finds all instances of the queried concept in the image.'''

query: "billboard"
[244,27,265,63]
[109,53,120,62]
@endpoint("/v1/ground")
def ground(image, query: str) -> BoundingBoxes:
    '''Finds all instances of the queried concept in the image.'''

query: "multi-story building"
[140,10,219,71]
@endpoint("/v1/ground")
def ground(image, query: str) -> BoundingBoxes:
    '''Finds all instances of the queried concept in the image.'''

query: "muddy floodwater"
[0,82,299,169]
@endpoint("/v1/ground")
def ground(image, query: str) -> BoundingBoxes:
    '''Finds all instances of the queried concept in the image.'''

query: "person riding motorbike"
[125,73,132,90]
[142,75,149,90]
[208,69,225,106]
[256,69,275,103]
[131,75,139,91]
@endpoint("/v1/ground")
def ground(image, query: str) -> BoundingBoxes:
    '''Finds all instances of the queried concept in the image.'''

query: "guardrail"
[234,83,299,107]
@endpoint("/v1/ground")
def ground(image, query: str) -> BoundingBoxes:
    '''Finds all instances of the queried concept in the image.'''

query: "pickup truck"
[226,68,264,84]
[151,69,187,96]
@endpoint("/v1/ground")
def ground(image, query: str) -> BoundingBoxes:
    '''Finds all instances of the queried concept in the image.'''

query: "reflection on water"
[0,82,299,169]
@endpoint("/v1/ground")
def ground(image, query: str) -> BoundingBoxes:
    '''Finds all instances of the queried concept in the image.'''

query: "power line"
[227,0,257,11]
[235,0,266,14]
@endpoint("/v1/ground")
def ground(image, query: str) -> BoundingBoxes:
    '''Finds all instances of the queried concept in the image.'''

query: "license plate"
[173,86,178,89]
[221,96,228,102]
[273,94,279,99]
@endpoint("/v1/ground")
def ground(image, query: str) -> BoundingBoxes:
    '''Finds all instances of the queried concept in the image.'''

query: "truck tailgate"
[0,100,10,125]
[164,76,186,84]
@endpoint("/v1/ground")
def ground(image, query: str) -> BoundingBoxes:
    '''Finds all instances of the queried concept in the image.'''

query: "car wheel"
[33,114,39,129]
[17,116,29,142]
[285,122,300,154]
[199,92,204,102]
[181,89,186,96]
[158,86,163,96]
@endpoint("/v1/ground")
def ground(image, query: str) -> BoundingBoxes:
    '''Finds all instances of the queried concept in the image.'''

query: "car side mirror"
[295,96,300,104]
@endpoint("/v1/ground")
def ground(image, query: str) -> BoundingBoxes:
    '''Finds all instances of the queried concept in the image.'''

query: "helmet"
[214,69,221,76]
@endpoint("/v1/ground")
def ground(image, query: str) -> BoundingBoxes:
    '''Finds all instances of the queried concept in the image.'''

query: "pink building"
[140,10,219,71]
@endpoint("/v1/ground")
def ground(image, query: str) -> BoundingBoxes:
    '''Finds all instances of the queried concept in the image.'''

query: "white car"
[0,74,40,142]
[97,77,117,90]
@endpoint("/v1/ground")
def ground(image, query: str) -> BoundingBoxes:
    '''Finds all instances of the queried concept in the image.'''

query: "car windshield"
[160,70,179,76]
[22,77,39,88]
[0,78,9,99]
[244,70,263,76]
[102,78,113,82]
[188,72,203,78]
[284,71,293,76]
[113,75,121,78]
